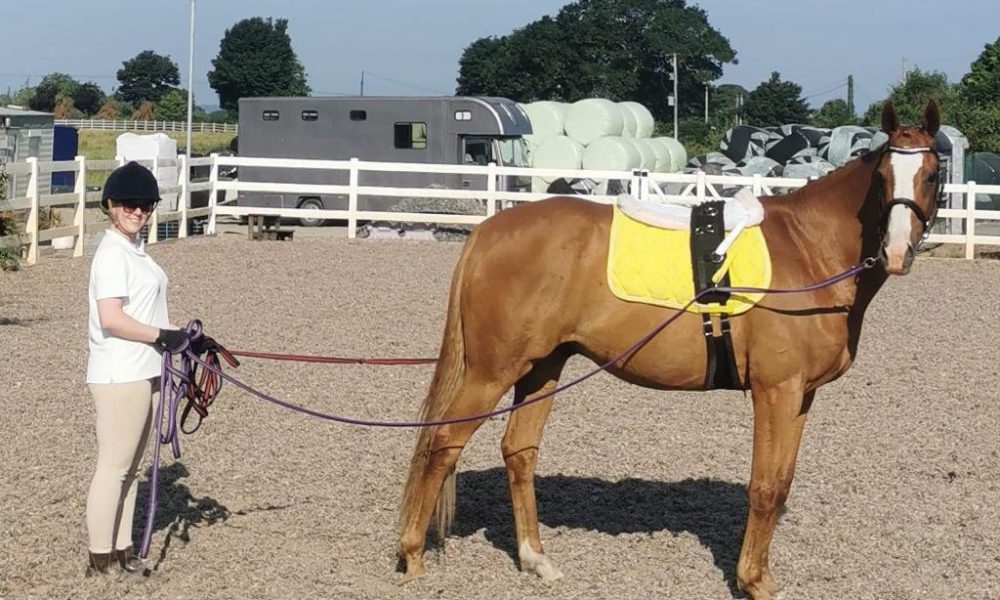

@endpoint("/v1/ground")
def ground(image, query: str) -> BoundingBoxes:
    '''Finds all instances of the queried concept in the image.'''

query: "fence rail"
[2,154,998,267]
[54,119,237,134]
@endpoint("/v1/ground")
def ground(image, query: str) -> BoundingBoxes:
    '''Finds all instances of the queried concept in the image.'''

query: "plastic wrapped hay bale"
[619,101,655,138]
[685,152,735,173]
[532,135,586,184]
[652,136,687,172]
[565,98,624,146]
[826,125,872,166]
[617,102,638,138]
[736,156,783,178]
[719,126,772,163]
[521,101,568,142]
[582,136,641,172]
[645,138,674,172]
[783,155,835,180]
[628,138,659,171]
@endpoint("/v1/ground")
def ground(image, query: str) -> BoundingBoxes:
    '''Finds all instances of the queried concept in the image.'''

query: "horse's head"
[876,99,942,275]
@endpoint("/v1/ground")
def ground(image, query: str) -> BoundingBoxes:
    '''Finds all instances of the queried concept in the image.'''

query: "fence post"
[147,157,161,244]
[206,153,220,235]
[752,174,763,197]
[178,154,189,238]
[965,181,976,260]
[25,157,39,265]
[73,155,86,257]
[347,157,359,239]
[696,169,706,204]
[486,162,497,217]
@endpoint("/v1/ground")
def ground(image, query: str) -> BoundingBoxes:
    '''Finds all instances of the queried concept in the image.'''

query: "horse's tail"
[399,238,471,543]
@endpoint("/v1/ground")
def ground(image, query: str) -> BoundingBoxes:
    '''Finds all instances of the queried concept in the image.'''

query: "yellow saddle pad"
[607,205,772,315]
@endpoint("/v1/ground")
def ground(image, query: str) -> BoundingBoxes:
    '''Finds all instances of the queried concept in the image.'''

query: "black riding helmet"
[101,161,161,210]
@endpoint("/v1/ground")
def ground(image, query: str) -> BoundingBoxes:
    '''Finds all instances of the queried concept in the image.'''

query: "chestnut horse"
[398,100,941,600]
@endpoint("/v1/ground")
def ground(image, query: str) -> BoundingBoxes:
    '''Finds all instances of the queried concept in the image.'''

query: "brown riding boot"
[115,545,146,574]
[85,551,115,577]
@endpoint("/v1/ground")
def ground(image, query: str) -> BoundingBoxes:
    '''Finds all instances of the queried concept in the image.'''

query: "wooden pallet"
[247,215,294,241]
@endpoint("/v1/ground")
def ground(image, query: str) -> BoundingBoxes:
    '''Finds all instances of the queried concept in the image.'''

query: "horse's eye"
[926,171,939,184]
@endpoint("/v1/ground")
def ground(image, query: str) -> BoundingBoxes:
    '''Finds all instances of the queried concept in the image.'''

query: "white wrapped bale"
[652,136,687,172]
[644,137,674,172]
[620,101,655,138]
[581,136,641,171]
[531,135,586,184]
[617,103,638,138]
[521,101,568,142]
[564,98,624,146]
[827,125,872,166]
[628,138,659,171]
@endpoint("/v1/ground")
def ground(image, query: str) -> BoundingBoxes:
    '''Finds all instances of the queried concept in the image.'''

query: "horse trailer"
[235,96,533,225]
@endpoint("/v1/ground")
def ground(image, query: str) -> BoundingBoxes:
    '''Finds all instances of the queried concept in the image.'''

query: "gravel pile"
[1,232,999,600]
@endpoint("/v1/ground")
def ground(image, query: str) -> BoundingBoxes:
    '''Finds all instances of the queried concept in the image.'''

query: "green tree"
[0,83,35,107]
[37,72,80,98]
[744,72,809,126]
[208,17,310,115]
[116,50,180,106]
[456,0,736,122]
[707,83,747,130]
[810,99,857,128]
[960,36,1000,106]
[73,83,106,116]
[862,68,956,127]
[28,80,59,112]
[155,88,189,121]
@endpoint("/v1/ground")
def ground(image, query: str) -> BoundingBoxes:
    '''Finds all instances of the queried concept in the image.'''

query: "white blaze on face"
[885,152,924,256]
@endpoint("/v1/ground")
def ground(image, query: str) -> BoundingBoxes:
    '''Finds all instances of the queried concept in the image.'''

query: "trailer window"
[394,122,427,149]
[301,110,318,121]
[262,110,279,121]
[350,110,367,121]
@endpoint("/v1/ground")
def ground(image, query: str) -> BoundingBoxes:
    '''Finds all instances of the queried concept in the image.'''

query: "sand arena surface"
[1,231,999,599]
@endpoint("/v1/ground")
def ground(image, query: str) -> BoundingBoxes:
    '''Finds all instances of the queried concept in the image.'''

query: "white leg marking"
[519,540,564,582]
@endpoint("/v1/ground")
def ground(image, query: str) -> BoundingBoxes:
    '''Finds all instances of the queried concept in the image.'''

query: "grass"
[79,131,236,187]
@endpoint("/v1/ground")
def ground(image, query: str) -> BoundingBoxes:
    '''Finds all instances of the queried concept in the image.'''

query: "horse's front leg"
[737,384,814,600]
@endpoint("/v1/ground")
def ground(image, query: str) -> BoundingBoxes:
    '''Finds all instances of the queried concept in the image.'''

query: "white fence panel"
[2,154,999,266]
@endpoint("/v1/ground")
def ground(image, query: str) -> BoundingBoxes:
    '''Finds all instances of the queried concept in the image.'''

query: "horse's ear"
[922,99,940,137]
[881,100,899,133]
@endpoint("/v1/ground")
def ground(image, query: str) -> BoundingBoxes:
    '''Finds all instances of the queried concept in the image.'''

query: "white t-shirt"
[86,230,170,383]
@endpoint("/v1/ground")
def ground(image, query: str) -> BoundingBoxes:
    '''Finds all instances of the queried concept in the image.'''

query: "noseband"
[882,145,941,242]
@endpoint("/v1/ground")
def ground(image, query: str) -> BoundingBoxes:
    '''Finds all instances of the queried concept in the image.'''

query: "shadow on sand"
[450,468,758,595]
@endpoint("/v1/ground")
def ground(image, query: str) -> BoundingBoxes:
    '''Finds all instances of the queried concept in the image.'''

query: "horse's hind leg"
[501,353,568,582]
[398,376,510,580]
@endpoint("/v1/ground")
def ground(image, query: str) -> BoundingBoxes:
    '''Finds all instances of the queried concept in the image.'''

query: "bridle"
[882,144,942,246]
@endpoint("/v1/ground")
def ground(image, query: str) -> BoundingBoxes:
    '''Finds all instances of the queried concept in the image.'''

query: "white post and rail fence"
[2,154,998,266]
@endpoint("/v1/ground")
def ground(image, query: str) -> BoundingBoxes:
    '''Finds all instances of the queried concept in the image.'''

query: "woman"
[85,161,190,576]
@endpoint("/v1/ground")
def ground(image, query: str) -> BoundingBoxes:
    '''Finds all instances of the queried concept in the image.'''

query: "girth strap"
[690,201,741,390]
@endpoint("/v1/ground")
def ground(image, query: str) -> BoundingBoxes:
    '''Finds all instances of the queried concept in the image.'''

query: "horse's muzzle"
[881,242,915,275]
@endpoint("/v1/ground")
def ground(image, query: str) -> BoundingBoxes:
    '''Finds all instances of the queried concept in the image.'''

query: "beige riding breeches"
[86,379,158,553]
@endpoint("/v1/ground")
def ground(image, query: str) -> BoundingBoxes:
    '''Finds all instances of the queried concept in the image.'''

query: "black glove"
[155,328,191,353]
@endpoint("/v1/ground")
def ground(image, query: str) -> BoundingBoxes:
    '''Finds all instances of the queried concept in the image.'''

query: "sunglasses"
[116,201,158,214]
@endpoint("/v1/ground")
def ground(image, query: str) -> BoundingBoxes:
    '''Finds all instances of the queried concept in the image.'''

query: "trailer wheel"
[297,198,326,227]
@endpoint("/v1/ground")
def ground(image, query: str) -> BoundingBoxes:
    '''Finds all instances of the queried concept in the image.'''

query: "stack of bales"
[684,123,906,188]
[520,98,687,194]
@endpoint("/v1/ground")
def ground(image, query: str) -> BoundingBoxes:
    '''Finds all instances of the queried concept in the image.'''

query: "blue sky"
[2,0,997,112]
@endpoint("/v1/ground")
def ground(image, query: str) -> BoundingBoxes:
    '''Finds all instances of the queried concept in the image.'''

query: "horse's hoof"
[398,555,426,584]
[518,541,564,582]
